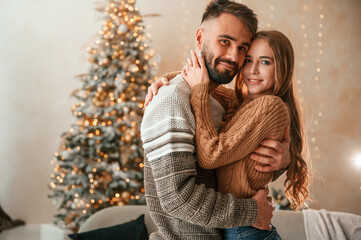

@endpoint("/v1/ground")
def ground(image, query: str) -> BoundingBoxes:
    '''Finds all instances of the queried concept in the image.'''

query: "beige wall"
[0,0,360,224]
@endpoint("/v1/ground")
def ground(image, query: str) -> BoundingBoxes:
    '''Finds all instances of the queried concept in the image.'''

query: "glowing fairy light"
[353,152,361,169]
[181,0,189,65]
[299,3,325,161]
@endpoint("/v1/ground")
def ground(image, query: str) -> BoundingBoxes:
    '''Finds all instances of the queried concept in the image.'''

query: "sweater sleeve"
[210,85,234,112]
[190,84,290,170]
[141,84,258,228]
[211,85,240,122]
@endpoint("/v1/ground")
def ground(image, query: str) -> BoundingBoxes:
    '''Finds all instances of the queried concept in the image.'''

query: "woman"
[145,30,310,240]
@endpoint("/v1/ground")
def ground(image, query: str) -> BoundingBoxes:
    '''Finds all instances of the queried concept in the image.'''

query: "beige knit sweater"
[191,84,290,199]
[141,76,259,240]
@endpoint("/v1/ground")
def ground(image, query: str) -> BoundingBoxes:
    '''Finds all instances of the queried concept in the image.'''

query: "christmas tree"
[48,0,158,230]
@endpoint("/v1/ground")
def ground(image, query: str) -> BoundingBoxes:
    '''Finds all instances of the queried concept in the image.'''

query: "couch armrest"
[272,210,306,240]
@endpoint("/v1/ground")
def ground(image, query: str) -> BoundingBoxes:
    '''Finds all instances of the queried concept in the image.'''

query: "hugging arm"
[144,71,180,109]
[211,85,240,120]
[212,87,290,181]
[190,84,290,170]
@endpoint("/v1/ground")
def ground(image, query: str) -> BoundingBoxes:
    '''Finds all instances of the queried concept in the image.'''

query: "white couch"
[79,206,307,240]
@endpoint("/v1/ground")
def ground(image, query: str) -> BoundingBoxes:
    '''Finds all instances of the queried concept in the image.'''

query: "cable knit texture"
[191,84,290,199]
[141,75,258,240]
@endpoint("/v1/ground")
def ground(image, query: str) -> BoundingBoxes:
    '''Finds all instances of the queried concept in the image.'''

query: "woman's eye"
[244,59,251,63]
[262,60,271,65]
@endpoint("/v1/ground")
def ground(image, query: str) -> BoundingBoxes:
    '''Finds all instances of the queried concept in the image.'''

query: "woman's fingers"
[183,63,189,76]
[191,50,200,68]
[143,88,153,110]
[187,57,192,68]
[152,77,168,95]
[182,65,188,78]
[143,77,169,110]
[161,77,169,85]
[151,82,159,95]
[197,51,206,70]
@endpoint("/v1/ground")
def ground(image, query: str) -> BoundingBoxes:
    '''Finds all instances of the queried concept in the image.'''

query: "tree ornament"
[121,191,131,202]
[118,24,128,34]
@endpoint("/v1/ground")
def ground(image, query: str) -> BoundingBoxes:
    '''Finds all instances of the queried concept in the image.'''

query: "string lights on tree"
[48,0,158,230]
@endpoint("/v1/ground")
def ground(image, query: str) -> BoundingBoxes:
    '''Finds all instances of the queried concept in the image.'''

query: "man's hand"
[251,126,291,172]
[252,189,274,230]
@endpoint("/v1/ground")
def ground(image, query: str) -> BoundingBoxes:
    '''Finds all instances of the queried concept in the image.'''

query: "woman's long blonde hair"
[235,30,310,208]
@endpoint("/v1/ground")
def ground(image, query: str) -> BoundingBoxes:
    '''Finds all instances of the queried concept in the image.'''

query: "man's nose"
[225,46,238,64]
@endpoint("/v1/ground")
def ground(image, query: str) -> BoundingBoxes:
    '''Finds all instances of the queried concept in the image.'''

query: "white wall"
[0,0,360,224]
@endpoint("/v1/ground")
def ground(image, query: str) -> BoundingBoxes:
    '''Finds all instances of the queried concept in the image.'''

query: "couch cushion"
[78,206,157,234]
[69,214,148,240]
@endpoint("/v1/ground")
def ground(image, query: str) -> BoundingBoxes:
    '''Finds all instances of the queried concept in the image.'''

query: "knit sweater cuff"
[191,83,209,97]
[238,198,258,226]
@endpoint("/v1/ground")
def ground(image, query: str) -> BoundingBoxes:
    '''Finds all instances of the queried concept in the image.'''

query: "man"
[141,0,290,239]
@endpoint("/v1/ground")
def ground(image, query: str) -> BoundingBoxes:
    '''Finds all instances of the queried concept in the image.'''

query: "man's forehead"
[203,15,250,43]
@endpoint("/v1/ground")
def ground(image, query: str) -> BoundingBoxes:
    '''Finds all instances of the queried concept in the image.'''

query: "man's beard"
[201,43,238,84]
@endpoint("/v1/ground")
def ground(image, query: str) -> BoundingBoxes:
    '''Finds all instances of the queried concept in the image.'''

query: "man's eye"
[239,47,246,52]
[220,39,229,45]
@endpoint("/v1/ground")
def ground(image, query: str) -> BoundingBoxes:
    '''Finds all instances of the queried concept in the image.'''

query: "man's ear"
[195,27,204,51]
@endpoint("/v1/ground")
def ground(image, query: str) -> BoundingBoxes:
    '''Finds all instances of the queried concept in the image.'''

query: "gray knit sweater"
[141,75,258,240]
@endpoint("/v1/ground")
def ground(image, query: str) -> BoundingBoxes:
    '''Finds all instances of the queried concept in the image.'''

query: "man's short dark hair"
[201,0,258,38]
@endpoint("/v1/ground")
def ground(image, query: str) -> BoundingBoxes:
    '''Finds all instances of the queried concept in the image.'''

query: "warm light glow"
[353,153,361,169]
